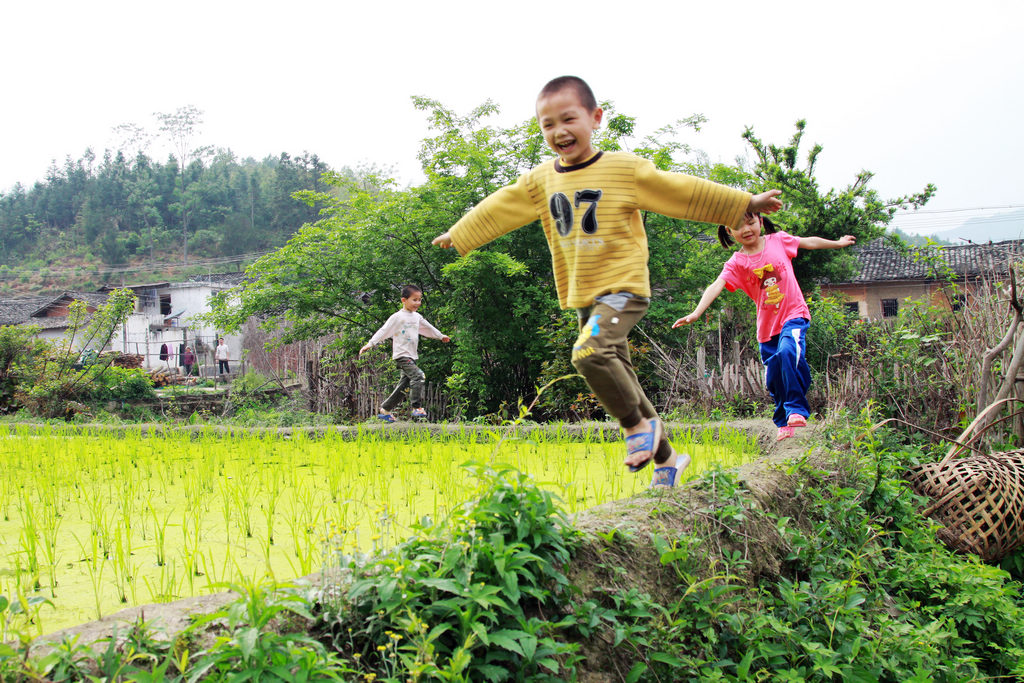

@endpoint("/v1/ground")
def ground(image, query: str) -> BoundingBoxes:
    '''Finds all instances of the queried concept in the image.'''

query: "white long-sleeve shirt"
[365,309,446,360]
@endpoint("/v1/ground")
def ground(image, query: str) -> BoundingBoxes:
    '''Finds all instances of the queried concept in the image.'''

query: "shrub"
[317,463,582,682]
[87,365,156,402]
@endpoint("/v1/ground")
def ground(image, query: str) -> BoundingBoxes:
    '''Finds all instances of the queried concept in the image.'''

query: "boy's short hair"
[401,284,422,299]
[538,76,597,112]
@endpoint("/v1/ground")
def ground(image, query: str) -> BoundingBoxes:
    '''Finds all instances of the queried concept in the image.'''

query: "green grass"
[0,423,758,635]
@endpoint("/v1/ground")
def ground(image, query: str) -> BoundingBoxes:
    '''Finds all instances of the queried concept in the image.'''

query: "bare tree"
[109,122,152,161]
[155,105,211,263]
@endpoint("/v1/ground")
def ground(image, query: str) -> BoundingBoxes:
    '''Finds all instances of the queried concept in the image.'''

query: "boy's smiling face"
[536,87,603,166]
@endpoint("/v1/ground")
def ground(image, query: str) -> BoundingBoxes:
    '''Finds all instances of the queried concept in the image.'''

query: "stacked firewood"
[110,353,145,368]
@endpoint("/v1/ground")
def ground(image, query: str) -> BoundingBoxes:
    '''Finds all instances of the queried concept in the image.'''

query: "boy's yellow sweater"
[448,151,751,309]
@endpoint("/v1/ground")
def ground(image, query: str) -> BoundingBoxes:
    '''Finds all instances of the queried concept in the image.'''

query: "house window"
[951,293,965,312]
[160,294,171,315]
[881,298,898,318]
[844,302,860,317]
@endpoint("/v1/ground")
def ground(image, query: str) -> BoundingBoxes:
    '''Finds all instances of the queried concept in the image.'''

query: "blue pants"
[759,318,811,428]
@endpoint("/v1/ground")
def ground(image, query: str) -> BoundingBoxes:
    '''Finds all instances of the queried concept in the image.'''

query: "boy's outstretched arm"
[748,189,783,215]
[672,279,727,328]
[798,234,856,250]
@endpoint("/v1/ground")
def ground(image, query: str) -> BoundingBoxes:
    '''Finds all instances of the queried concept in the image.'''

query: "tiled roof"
[0,297,51,325]
[32,316,74,330]
[837,239,1024,284]
[97,273,247,292]
[188,272,247,286]
[98,282,171,292]
[31,291,110,316]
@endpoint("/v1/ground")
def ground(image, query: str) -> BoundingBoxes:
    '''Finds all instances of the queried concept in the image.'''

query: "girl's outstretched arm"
[673,278,727,328]
[799,235,856,250]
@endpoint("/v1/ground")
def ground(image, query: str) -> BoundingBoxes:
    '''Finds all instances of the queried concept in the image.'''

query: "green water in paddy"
[0,424,759,635]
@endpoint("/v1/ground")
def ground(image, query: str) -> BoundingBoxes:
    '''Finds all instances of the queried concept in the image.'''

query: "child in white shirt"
[359,285,450,421]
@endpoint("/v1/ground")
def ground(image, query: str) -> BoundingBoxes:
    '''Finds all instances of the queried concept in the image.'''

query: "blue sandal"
[625,418,663,472]
[377,412,396,423]
[650,452,691,488]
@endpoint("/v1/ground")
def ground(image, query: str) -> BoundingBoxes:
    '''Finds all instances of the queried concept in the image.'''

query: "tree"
[20,289,142,418]
[0,325,47,413]
[110,122,152,161]
[156,105,211,263]
[654,122,938,364]
[742,120,936,284]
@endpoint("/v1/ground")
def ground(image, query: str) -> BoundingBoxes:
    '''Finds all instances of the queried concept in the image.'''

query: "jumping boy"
[432,75,781,486]
[359,285,450,421]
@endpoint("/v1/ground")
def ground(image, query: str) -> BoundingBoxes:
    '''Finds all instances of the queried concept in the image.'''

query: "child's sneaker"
[787,414,807,428]
[411,407,427,420]
[777,425,795,441]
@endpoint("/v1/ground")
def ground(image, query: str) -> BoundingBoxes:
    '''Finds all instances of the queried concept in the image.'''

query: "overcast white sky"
[2,0,1021,235]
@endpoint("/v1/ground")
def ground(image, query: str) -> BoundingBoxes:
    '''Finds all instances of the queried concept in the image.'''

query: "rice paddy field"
[0,423,760,635]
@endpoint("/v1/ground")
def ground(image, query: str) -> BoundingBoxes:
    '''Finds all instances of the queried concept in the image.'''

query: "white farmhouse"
[99,274,245,374]
[0,274,246,376]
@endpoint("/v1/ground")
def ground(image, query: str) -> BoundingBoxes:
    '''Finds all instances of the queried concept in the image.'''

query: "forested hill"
[0,148,354,295]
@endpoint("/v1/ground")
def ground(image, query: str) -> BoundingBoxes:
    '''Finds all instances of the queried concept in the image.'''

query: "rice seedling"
[72,529,106,621]
[16,498,41,592]
[0,422,760,633]
[228,472,257,540]
[38,499,62,597]
[148,502,171,568]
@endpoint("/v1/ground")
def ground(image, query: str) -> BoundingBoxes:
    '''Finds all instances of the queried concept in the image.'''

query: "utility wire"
[891,204,1024,234]
[894,204,1024,215]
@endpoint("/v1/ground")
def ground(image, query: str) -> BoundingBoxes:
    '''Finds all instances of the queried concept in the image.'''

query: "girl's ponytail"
[762,215,778,235]
[717,225,733,248]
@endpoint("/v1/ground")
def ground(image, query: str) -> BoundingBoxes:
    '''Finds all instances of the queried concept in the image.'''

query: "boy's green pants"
[381,356,426,411]
[571,296,661,434]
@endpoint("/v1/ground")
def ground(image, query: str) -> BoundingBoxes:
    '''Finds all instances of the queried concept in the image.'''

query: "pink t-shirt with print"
[719,231,810,343]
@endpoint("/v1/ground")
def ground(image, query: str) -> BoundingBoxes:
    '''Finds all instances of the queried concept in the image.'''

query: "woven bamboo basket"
[905,449,1024,562]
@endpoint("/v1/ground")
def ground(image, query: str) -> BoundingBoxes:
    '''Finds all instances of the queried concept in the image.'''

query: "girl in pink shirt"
[674,212,855,440]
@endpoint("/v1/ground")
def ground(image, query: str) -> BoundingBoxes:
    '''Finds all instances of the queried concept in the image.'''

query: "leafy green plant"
[15,290,142,418]
[0,324,47,414]
[318,463,583,682]
[87,365,157,402]
[188,578,354,681]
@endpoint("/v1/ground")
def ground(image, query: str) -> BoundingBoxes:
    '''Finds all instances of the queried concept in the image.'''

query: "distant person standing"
[182,346,196,376]
[216,338,230,375]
